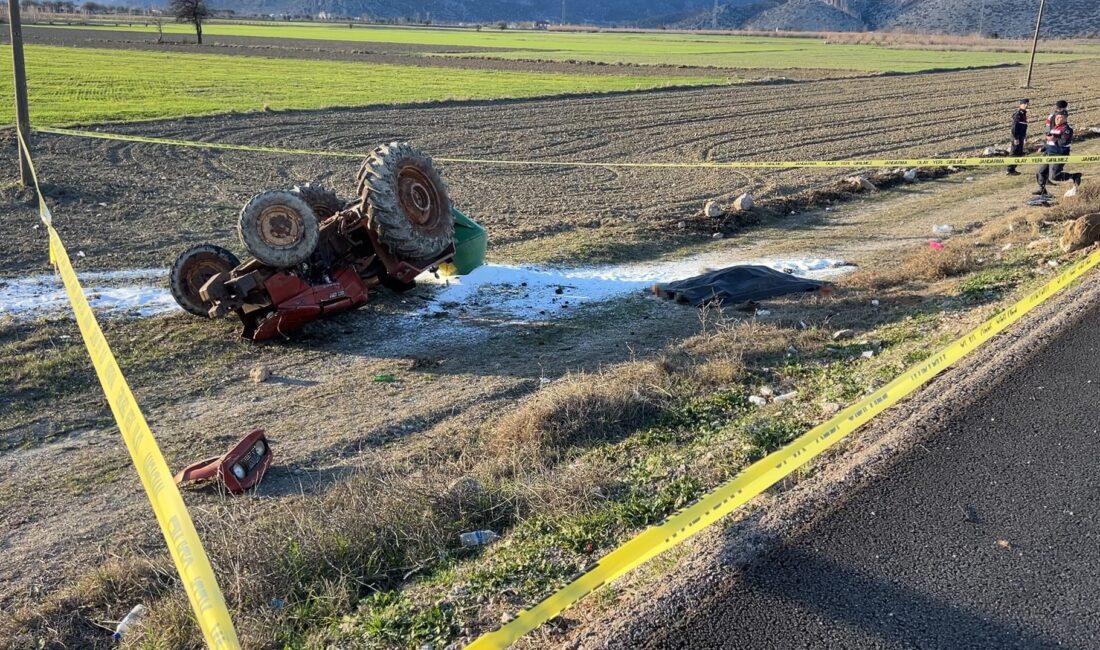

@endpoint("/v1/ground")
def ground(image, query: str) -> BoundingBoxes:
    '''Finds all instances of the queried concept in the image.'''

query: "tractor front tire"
[238,190,320,268]
[169,244,240,317]
[358,142,454,261]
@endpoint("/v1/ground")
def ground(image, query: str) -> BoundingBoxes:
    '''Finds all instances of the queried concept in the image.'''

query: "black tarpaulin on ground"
[653,265,828,307]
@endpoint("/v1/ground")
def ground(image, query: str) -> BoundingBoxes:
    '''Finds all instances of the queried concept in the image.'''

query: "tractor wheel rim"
[258,204,305,248]
[398,165,445,227]
[178,252,233,307]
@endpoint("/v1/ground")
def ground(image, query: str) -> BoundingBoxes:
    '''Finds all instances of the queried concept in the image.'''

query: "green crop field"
[36,22,1096,72]
[0,44,727,126]
[461,38,1086,72]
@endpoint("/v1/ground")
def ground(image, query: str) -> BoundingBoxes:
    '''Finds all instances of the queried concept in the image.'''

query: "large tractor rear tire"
[291,183,346,220]
[357,142,454,261]
[169,244,240,317]
[238,190,320,268]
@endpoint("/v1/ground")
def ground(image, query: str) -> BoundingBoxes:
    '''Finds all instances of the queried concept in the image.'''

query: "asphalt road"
[644,304,1100,649]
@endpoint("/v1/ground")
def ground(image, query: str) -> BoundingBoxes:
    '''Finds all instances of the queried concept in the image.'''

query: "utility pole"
[561,0,565,25]
[8,0,32,187]
[978,0,986,36]
[712,0,719,29]
[1025,0,1046,88]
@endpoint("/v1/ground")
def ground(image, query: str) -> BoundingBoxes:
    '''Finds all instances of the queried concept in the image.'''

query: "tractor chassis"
[198,210,456,341]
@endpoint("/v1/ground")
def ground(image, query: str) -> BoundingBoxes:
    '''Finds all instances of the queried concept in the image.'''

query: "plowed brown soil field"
[3,60,1098,277]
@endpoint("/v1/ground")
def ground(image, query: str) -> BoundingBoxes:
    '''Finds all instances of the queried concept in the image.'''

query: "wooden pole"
[8,0,32,186]
[1025,0,1046,89]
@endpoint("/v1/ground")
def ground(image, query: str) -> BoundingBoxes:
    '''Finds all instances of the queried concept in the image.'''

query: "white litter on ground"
[0,268,179,319]
[421,252,854,322]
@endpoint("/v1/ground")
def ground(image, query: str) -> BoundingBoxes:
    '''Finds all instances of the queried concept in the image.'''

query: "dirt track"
[2,60,1100,277]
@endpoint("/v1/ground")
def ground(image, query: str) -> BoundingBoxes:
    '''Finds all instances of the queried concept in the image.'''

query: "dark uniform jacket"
[1012,108,1029,142]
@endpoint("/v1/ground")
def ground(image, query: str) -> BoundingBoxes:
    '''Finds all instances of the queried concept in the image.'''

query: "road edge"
[574,269,1100,649]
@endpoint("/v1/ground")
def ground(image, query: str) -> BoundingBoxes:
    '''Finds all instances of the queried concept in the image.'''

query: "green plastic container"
[450,207,487,275]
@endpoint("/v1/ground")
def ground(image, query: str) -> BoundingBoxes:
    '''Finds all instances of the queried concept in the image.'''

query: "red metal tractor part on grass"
[168,142,487,341]
[174,429,273,493]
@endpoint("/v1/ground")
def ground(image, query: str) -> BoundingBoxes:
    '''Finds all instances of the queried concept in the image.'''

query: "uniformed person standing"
[1007,98,1029,176]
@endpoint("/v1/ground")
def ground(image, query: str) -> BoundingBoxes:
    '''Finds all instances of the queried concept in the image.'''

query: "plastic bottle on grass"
[460,530,499,547]
[113,604,145,641]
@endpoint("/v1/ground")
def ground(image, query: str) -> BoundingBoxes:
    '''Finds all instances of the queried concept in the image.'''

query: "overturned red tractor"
[169,142,486,340]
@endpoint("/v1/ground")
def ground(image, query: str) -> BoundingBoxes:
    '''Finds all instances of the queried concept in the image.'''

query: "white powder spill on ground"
[420,253,855,323]
[0,268,179,319]
[0,253,854,324]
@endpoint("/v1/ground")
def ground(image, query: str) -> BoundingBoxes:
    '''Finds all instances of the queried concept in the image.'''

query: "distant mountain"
[742,0,865,32]
[204,0,720,24]
[684,0,1100,38]
[870,0,1100,38]
[133,0,1100,37]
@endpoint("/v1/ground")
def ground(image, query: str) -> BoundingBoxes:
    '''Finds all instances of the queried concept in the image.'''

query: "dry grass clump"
[851,240,979,290]
[487,317,807,473]
[491,360,674,465]
[685,315,805,370]
[1047,183,1100,222]
[125,465,508,648]
[691,353,744,387]
[4,556,176,649]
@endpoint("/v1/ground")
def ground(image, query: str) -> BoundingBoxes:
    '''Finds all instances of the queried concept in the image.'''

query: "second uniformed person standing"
[1007,99,1029,176]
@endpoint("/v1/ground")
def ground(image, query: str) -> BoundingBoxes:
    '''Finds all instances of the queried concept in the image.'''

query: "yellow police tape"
[16,131,240,649]
[36,126,1100,170]
[467,248,1100,649]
